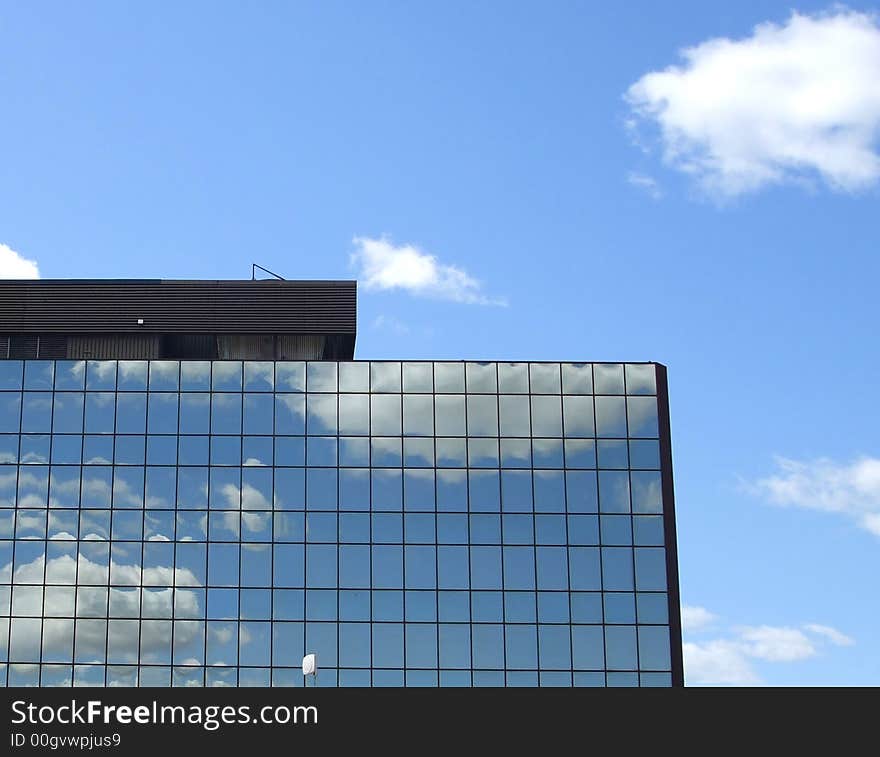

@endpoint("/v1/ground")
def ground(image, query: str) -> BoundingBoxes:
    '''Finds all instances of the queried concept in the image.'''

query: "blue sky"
[1,2,879,685]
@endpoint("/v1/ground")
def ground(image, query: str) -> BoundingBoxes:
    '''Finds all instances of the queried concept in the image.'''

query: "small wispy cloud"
[351,235,506,306]
[802,624,855,647]
[0,242,40,278]
[371,314,410,335]
[681,605,717,632]
[626,171,663,199]
[625,9,880,196]
[750,456,880,536]
[683,607,854,685]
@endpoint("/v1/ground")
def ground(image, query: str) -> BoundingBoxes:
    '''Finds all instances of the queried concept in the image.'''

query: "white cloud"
[684,640,759,685]
[626,171,663,199]
[683,607,854,685]
[351,235,506,306]
[752,456,880,536]
[372,314,410,335]
[681,605,717,632]
[737,625,817,662]
[803,623,856,647]
[0,242,39,278]
[625,10,880,196]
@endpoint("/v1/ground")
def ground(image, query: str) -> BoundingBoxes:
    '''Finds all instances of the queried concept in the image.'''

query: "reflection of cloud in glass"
[1,549,204,663]
[89,361,117,383]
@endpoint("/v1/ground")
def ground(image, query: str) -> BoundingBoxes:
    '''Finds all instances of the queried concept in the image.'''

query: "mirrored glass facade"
[0,360,680,687]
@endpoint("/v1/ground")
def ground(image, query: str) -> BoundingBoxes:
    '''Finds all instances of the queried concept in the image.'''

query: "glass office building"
[0,282,682,687]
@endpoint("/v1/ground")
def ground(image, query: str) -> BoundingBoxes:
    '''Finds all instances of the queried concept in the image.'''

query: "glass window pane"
[467,395,497,436]
[468,438,498,468]
[338,395,369,435]
[498,363,528,393]
[307,395,337,435]
[339,468,369,510]
[372,623,403,667]
[523,471,559,515]
[594,364,625,394]
[501,470,532,512]
[405,545,436,589]
[0,360,24,390]
[625,364,656,395]
[403,395,433,436]
[434,395,465,436]
[605,626,637,670]
[572,626,605,670]
[434,363,464,393]
[637,593,669,624]
[635,548,667,591]
[52,393,84,434]
[371,362,400,392]
[569,547,601,590]
[244,361,274,391]
[602,547,634,591]
[116,361,147,391]
[466,362,496,393]
[402,362,432,393]
[595,396,626,438]
[562,363,592,394]
[469,470,500,512]
[371,395,401,436]
[307,362,337,392]
[0,393,22,433]
[531,396,562,437]
[273,545,304,587]
[438,546,469,589]
[243,394,274,435]
[276,362,306,392]
[180,361,210,391]
[529,363,560,394]
[338,362,368,392]
[499,395,530,436]
[371,437,400,467]
[85,361,116,391]
[275,395,305,435]
[538,625,571,669]
[627,396,659,438]
[22,392,52,433]
[404,437,434,467]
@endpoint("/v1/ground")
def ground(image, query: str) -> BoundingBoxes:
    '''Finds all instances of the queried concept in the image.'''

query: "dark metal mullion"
[428,369,440,686]
[335,367,341,684]
[365,370,374,685]
[303,363,310,684]
[622,368,642,685]
[655,364,683,687]
[557,365,574,686]
[4,361,24,684]
[36,363,57,684]
[528,367,542,685]
[234,366,243,685]
[268,363,277,683]
[593,366,609,686]
[459,372,474,686]
[137,366,149,684]
[71,362,88,687]
[167,361,181,684]
[200,368,211,683]
[492,369,509,684]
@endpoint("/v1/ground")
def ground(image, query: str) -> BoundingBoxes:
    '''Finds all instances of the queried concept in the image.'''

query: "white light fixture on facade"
[302,653,317,686]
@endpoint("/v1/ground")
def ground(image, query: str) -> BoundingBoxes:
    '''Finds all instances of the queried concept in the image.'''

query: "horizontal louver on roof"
[0,279,357,335]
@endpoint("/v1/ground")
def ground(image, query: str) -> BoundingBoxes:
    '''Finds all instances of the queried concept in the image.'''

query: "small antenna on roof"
[252,263,286,281]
